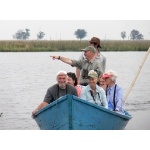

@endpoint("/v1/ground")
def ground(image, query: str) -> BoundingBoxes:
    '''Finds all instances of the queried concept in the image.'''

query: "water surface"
[0,51,150,129]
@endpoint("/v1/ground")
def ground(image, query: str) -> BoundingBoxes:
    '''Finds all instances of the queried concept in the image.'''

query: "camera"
[82,69,88,79]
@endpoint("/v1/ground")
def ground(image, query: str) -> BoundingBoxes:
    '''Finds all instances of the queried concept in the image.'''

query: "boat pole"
[123,47,150,103]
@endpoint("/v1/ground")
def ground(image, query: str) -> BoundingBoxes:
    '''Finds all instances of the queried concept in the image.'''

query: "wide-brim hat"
[89,37,102,48]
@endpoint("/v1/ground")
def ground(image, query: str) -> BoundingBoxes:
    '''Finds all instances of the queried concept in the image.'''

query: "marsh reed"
[0,40,149,52]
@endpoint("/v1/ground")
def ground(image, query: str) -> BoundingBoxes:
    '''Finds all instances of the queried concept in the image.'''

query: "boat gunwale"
[72,95,132,120]
[34,94,132,120]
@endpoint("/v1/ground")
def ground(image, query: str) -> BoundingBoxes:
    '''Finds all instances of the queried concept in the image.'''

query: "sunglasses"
[103,77,110,80]
[90,42,97,45]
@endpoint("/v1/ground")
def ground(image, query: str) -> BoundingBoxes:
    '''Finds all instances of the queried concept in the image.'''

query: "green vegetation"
[74,29,87,40]
[37,31,45,40]
[0,40,149,52]
[13,29,30,40]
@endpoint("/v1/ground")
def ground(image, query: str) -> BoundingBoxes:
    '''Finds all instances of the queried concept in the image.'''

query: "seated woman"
[80,70,108,108]
[98,75,107,91]
[67,72,82,97]
[102,70,125,114]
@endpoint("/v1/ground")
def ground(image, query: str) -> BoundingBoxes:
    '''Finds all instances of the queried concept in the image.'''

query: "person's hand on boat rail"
[32,70,78,118]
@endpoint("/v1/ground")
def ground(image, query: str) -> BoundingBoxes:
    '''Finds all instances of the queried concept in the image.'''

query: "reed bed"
[0,40,149,52]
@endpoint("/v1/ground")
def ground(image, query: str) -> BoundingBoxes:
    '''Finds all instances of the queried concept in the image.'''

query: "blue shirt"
[106,84,124,114]
[80,85,108,108]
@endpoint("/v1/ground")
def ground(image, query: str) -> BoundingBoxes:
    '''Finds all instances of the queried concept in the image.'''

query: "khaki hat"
[89,37,102,48]
[88,70,98,78]
[81,46,96,53]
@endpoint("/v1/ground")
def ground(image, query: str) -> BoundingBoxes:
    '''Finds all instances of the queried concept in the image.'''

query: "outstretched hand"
[50,56,58,60]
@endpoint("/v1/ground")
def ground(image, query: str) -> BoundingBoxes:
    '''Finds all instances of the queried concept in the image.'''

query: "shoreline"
[0,40,149,52]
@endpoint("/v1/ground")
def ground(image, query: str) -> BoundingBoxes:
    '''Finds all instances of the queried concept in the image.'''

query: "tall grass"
[102,40,150,51]
[0,40,149,52]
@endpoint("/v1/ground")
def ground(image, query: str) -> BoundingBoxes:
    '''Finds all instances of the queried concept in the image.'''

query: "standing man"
[76,37,106,84]
[32,70,77,116]
[50,46,103,86]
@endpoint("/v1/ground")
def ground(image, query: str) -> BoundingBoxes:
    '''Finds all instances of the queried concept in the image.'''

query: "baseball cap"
[81,46,96,53]
[102,73,112,78]
[102,70,118,79]
[88,70,98,78]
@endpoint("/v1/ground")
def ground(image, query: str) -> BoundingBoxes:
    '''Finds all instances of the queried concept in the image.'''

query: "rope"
[123,47,150,103]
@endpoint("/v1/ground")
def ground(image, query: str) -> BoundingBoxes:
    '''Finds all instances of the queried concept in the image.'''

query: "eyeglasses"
[90,42,97,45]
[84,50,89,53]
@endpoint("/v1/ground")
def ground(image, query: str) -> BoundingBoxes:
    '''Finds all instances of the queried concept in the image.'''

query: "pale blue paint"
[34,94,132,130]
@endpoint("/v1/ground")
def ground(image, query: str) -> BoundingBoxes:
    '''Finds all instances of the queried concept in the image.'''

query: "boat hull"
[34,94,132,130]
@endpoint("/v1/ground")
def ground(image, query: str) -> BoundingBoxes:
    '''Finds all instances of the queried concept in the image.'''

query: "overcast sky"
[1,1,150,41]
[0,20,150,40]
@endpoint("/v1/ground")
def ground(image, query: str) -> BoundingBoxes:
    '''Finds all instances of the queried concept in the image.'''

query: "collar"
[96,52,100,58]
[88,58,96,64]
[87,85,99,93]
[107,84,116,90]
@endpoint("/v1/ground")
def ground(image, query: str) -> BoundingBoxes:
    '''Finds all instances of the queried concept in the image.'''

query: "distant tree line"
[121,29,144,40]
[13,29,46,40]
[13,29,30,40]
[12,28,145,40]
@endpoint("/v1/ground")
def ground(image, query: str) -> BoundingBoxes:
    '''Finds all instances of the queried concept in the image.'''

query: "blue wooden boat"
[33,94,132,130]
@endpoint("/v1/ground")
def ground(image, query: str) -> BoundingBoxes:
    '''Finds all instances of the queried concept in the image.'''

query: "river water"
[0,51,150,130]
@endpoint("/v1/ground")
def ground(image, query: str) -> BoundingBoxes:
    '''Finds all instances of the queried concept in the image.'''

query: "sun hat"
[89,37,102,48]
[88,70,98,78]
[81,46,96,53]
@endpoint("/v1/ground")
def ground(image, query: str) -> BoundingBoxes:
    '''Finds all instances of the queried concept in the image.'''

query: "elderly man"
[32,70,77,116]
[80,70,108,108]
[102,70,124,114]
[50,46,103,86]
[76,37,106,84]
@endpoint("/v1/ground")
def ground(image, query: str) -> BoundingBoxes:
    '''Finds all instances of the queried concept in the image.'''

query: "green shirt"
[71,58,103,85]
